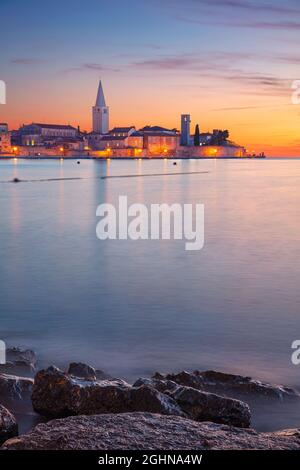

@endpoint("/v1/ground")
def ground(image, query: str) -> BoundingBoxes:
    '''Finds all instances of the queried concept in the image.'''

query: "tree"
[211,129,229,145]
[194,124,200,146]
[222,130,229,142]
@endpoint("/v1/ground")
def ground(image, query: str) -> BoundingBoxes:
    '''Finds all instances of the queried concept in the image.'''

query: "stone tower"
[93,80,109,134]
[180,114,191,146]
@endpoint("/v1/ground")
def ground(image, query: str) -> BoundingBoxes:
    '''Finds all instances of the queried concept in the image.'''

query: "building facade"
[0,123,11,153]
[109,126,135,137]
[138,126,179,155]
[19,123,77,146]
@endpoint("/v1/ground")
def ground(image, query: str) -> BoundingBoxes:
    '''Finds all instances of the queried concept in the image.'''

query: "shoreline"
[0,155,266,160]
[1,348,300,449]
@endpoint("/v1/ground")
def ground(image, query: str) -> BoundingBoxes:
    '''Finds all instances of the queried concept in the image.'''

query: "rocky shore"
[0,347,300,450]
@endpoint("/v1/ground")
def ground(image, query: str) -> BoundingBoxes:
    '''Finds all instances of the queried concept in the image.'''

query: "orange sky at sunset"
[1,0,300,156]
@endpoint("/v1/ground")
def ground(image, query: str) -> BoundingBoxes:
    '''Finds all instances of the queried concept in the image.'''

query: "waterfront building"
[199,132,213,145]
[127,131,144,149]
[109,127,135,137]
[0,123,11,153]
[180,114,191,146]
[19,123,77,146]
[140,125,178,135]
[99,135,129,149]
[138,126,179,155]
[92,80,109,134]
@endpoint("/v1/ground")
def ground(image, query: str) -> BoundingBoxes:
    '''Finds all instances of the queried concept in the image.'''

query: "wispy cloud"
[129,51,291,97]
[175,16,300,30]
[157,0,300,31]
[191,0,300,15]
[131,51,253,71]
[62,62,120,74]
[10,58,44,65]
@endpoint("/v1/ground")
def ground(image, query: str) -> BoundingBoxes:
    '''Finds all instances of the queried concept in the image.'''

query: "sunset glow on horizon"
[1,0,300,156]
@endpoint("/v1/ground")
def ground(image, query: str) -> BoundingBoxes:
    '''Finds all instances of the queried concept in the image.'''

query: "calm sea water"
[1,157,300,431]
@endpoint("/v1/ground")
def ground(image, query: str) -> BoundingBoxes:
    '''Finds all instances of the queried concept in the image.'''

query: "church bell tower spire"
[93,80,109,134]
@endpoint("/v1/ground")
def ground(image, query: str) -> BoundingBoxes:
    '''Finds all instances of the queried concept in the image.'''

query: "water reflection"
[0,158,300,432]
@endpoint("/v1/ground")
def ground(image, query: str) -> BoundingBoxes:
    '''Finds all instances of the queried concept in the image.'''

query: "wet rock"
[0,404,18,444]
[0,347,37,378]
[67,363,112,381]
[133,377,178,394]
[31,366,184,418]
[3,412,300,450]
[153,370,300,401]
[132,377,251,427]
[95,369,114,381]
[0,373,33,401]
[0,369,36,437]
[169,386,251,428]
[67,363,97,381]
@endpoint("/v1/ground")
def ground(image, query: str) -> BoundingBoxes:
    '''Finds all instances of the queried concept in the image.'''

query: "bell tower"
[93,80,109,134]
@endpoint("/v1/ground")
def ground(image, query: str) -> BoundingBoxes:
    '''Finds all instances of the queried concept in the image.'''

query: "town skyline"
[1,0,300,156]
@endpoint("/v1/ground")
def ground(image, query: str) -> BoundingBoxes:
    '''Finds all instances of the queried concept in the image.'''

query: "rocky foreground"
[1,348,300,450]
[3,413,300,450]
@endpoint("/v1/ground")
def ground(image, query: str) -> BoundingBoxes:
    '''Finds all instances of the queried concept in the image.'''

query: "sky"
[1,0,300,156]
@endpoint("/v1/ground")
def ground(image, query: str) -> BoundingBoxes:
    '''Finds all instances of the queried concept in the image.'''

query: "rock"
[67,363,97,381]
[169,386,251,428]
[0,372,36,438]
[134,377,251,427]
[133,377,178,394]
[67,362,113,381]
[31,366,184,418]
[0,404,18,444]
[6,347,36,367]
[3,412,300,450]
[95,369,114,381]
[0,347,37,377]
[153,370,300,401]
[0,373,33,401]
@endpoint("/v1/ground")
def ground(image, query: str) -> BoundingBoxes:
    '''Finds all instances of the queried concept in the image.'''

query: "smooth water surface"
[1,157,300,430]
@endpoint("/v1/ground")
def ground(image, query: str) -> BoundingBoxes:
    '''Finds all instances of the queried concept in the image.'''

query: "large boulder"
[134,378,250,427]
[0,373,33,401]
[0,404,18,444]
[153,370,299,401]
[169,386,250,428]
[31,366,184,418]
[0,372,36,437]
[2,412,300,450]
[0,347,37,378]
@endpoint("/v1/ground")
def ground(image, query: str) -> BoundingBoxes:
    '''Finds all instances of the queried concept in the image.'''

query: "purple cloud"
[10,58,44,65]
